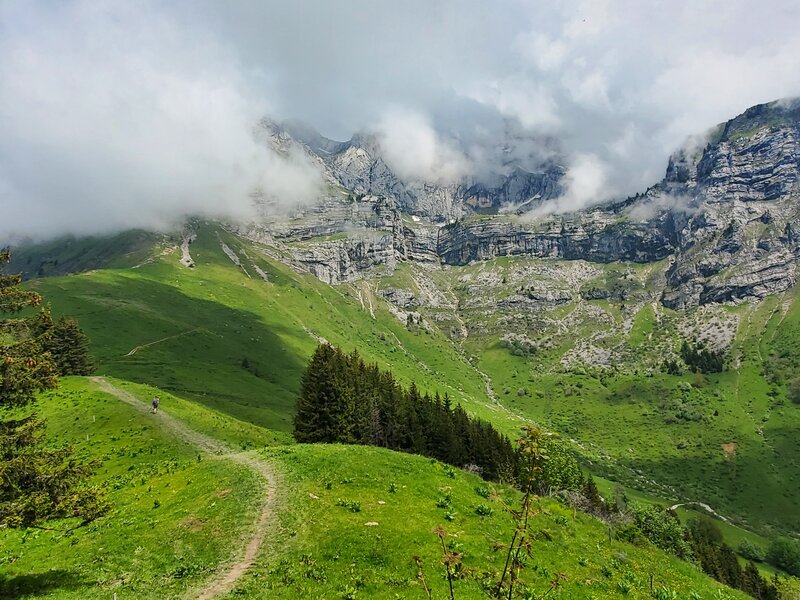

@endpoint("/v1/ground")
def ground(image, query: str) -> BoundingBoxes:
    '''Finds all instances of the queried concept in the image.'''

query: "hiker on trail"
[152,395,160,414]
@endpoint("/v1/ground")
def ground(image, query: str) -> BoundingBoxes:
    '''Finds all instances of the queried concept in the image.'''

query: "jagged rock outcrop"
[289,235,397,285]
[650,100,800,308]
[263,120,564,222]
[248,99,800,310]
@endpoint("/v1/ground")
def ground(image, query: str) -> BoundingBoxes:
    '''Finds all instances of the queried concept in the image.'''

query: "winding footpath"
[89,377,279,600]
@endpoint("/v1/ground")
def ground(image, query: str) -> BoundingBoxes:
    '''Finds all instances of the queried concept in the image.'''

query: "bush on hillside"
[738,539,766,562]
[767,538,800,577]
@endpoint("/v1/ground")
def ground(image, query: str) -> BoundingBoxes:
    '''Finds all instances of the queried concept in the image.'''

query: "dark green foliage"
[788,378,800,405]
[680,340,725,373]
[687,517,724,546]
[40,317,95,376]
[538,436,583,494]
[294,344,519,481]
[687,516,778,599]
[738,539,766,562]
[0,416,108,528]
[0,249,107,529]
[627,503,693,560]
[766,538,800,576]
[1,249,58,409]
[662,359,683,375]
[581,474,606,517]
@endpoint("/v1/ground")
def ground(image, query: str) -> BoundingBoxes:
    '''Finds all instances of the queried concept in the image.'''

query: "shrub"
[474,485,490,498]
[789,378,800,405]
[436,491,453,509]
[738,539,766,562]
[767,538,800,576]
[474,503,493,517]
[335,499,361,513]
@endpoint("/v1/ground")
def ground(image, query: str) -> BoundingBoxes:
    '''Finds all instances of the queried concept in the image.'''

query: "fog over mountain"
[2,0,800,239]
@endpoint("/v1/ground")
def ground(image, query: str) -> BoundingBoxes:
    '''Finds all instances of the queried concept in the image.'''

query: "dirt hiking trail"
[90,376,279,600]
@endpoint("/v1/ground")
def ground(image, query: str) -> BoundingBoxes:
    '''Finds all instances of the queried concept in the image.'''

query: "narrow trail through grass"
[89,377,280,600]
[124,327,204,356]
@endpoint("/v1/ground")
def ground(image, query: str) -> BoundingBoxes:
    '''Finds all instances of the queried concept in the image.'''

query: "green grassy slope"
[13,226,799,571]
[0,378,751,600]
[0,378,264,599]
[470,298,800,532]
[8,230,161,278]
[420,257,800,536]
[26,224,518,435]
[225,444,749,599]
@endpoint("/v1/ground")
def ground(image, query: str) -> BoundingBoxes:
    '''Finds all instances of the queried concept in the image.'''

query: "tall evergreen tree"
[0,249,108,529]
[42,316,96,376]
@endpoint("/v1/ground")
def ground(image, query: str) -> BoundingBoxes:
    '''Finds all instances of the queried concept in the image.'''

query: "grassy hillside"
[224,444,749,599]
[8,230,160,278]
[25,224,518,435]
[391,256,800,536]
[0,378,750,599]
[0,378,265,599]
[12,225,799,570]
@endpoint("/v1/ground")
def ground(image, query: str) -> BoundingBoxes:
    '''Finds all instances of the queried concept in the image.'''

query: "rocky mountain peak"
[243,99,800,317]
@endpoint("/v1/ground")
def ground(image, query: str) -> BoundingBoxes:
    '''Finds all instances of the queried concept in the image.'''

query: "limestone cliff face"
[247,99,800,308]
[435,215,677,266]
[655,100,800,308]
[435,99,800,308]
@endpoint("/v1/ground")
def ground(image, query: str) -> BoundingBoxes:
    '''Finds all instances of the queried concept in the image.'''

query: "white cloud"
[465,78,561,131]
[0,1,322,240]
[376,108,470,184]
[552,153,610,213]
[1,0,799,239]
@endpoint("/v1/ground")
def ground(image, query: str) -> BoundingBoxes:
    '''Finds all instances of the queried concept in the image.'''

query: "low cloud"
[376,109,470,184]
[626,193,699,222]
[532,153,608,216]
[2,0,800,240]
[0,1,322,241]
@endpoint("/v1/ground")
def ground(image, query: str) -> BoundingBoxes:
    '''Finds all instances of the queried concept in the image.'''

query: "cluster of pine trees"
[295,344,534,482]
[680,340,725,373]
[688,518,778,599]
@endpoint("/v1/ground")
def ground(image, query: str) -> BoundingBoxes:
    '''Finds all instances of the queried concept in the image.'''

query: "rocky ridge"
[242,99,800,314]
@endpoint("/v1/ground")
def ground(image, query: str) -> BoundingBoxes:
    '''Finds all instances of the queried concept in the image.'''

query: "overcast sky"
[2,0,800,240]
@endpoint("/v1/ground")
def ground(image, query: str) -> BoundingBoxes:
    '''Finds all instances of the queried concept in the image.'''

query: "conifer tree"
[0,249,108,529]
[42,316,96,376]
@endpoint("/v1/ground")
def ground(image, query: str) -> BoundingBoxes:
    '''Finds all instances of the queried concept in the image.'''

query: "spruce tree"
[0,249,108,529]
[43,317,96,376]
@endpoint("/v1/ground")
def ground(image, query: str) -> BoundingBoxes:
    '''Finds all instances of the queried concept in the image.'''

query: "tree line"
[294,344,518,481]
[293,343,797,600]
[680,340,725,373]
[294,343,584,490]
[580,481,781,599]
[688,517,779,599]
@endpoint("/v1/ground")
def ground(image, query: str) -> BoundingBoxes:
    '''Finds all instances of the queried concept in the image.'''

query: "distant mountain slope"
[7,229,161,279]
[244,99,800,313]
[7,99,800,539]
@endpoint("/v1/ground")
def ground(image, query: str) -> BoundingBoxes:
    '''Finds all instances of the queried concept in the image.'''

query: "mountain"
[4,99,800,594]
[261,118,565,222]
[242,99,800,313]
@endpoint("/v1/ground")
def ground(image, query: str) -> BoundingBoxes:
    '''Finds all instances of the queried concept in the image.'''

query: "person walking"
[151,395,160,414]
